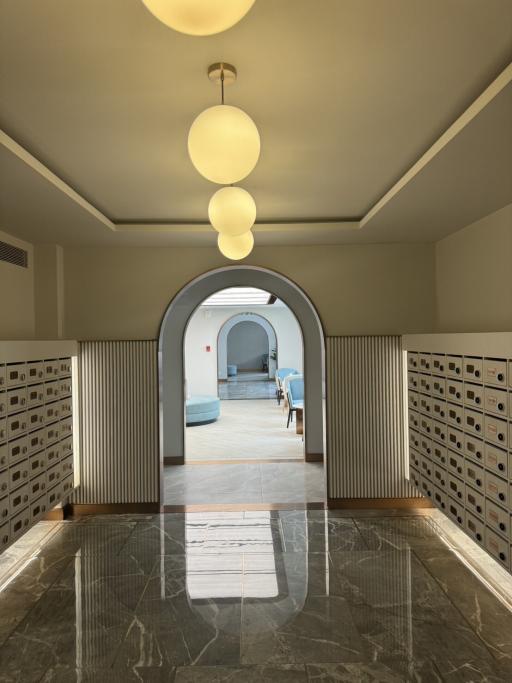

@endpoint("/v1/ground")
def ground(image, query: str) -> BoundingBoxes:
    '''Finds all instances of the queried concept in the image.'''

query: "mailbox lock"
[476,533,482,541]
[476,505,482,513]
[497,403,504,411]
[475,479,482,487]
[499,493,505,501]
[497,373,504,382]
[499,552,506,561]
[498,463,505,471]
[499,523,506,531]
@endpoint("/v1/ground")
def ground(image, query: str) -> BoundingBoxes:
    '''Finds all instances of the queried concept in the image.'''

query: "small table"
[296,407,303,435]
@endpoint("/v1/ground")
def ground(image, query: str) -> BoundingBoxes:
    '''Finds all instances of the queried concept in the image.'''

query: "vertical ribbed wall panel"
[326,336,418,499]
[74,341,159,504]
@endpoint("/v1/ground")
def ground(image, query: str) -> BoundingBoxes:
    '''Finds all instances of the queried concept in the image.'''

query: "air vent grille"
[0,241,28,268]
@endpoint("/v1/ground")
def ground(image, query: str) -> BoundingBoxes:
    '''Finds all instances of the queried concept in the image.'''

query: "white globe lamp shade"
[188,104,260,184]
[141,0,256,36]
[218,230,254,260]
[208,187,256,236]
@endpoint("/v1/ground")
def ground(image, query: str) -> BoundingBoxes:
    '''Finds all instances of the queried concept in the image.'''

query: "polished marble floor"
[164,462,325,505]
[1,511,512,681]
[186,399,303,462]
[218,372,276,400]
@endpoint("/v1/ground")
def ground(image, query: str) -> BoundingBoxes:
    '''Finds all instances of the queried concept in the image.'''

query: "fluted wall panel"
[75,337,413,504]
[326,336,418,499]
[74,341,159,503]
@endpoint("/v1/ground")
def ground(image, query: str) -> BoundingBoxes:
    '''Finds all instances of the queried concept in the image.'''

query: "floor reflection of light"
[0,556,37,592]
[185,512,279,599]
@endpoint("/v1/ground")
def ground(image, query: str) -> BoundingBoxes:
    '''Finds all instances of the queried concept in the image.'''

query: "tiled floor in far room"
[218,372,276,400]
[1,511,512,681]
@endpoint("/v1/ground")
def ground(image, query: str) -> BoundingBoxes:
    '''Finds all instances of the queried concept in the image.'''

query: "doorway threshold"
[162,502,326,513]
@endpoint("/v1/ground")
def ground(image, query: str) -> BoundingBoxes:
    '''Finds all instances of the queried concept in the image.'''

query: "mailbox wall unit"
[403,333,512,575]
[0,341,78,554]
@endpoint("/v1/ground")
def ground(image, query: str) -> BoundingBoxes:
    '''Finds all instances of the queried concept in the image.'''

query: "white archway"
[217,312,278,381]
[158,266,325,491]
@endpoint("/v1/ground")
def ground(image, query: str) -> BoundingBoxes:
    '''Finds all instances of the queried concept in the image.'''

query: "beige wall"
[34,244,65,339]
[0,229,35,339]
[63,243,437,339]
[435,203,512,332]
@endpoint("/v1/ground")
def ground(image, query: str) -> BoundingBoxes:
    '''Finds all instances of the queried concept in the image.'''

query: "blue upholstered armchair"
[286,376,304,428]
[275,367,298,405]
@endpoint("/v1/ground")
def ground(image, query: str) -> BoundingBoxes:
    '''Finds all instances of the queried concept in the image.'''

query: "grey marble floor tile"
[305,661,411,682]
[175,664,307,681]
[0,554,72,646]
[413,544,512,662]
[434,659,512,682]
[116,595,242,667]
[349,602,507,679]
[40,667,177,682]
[281,517,368,553]
[354,517,444,552]
[327,548,456,611]
[241,595,364,665]
[35,523,136,559]
[243,552,329,599]
[165,464,263,505]
[71,513,156,525]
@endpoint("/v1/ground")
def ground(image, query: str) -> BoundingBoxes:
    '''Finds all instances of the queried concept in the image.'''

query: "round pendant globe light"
[208,186,256,236]
[188,104,260,185]
[218,230,254,260]
[141,0,256,36]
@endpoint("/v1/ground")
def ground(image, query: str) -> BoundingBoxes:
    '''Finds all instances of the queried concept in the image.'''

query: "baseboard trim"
[43,503,72,521]
[327,497,433,510]
[69,503,160,516]
[164,456,185,466]
[305,452,323,463]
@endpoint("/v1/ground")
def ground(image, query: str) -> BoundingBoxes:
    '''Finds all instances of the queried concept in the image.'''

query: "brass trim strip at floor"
[182,458,305,465]
[162,502,326,513]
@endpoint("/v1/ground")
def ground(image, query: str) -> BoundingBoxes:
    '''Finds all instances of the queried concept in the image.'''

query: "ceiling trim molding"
[0,130,116,232]
[113,220,360,233]
[360,62,512,229]
[2,62,510,239]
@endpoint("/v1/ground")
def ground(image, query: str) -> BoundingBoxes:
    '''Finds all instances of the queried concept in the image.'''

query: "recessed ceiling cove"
[0,0,511,246]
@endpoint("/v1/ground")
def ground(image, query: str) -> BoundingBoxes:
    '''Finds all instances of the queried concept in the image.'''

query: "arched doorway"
[217,312,278,381]
[158,266,325,502]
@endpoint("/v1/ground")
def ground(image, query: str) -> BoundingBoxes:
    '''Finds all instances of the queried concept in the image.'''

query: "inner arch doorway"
[158,266,325,500]
[217,312,277,382]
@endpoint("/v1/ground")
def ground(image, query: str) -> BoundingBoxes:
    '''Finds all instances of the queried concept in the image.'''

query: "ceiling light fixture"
[141,0,256,36]
[208,186,256,236]
[188,63,260,185]
[217,231,254,260]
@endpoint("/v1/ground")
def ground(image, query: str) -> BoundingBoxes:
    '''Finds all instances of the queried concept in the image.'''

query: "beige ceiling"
[0,0,511,246]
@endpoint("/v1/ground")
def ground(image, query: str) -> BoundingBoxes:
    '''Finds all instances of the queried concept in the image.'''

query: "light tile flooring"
[218,372,276,400]
[164,462,325,506]
[186,399,303,462]
[1,511,512,681]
